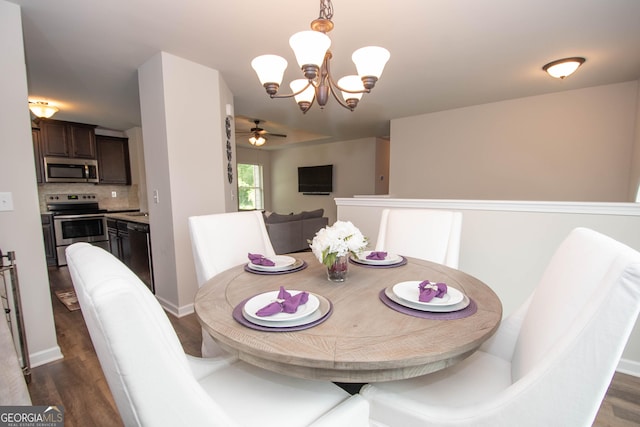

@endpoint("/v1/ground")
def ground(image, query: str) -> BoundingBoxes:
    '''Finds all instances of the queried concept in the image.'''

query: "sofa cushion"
[301,209,324,219]
[265,212,304,223]
[265,220,304,254]
[264,212,291,224]
[264,210,328,254]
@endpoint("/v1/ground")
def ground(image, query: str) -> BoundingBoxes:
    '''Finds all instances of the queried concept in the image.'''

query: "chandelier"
[251,0,390,113]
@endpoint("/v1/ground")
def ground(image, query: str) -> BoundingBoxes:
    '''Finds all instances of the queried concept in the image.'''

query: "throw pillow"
[301,209,324,219]
[264,212,291,224]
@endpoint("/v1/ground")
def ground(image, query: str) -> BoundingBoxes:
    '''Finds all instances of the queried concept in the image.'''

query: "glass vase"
[327,255,349,282]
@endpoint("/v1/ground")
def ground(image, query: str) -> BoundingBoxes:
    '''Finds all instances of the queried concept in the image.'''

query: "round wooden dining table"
[194,252,502,383]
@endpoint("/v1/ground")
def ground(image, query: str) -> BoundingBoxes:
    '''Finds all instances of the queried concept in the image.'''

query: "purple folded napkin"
[366,251,388,260]
[248,253,275,266]
[418,280,447,302]
[256,286,309,317]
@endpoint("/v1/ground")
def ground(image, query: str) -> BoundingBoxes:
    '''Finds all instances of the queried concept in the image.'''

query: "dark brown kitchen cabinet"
[107,217,154,293]
[39,118,97,159]
[96,135,131,184]
[32,128,44,183]
[41,214,56,266]
[107,219,130,265]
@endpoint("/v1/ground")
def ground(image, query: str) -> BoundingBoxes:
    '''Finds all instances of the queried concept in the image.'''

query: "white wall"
[125,126,148,213]
[336,198,640,376]
[269,138,377,224]
[138,52,235,315]
[390,81,639,202]
[0,1,61,367]
[630,82,640,201]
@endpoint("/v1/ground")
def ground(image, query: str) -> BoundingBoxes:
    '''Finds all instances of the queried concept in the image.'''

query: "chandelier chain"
[319,0,334,20]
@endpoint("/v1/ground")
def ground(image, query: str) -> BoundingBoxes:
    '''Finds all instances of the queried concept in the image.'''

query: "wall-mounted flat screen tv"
[298,164,333,194]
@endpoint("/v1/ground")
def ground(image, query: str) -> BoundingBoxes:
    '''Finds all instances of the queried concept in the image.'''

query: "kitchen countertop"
[105,212,150,225]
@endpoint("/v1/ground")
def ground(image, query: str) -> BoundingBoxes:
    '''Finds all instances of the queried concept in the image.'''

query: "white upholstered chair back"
[361,227,640,426]
[374,208,462,268]
[512,227,640,381]
[188,210,276,357]
[188,211,276,286]
[66,243,233,426]
[66,242,369,427]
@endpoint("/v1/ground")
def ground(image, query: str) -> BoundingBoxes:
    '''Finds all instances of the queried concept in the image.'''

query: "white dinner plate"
[392,280,465,307]
[247,255,296,272]
[351,250,403,265]
[385,287,470,313]
[243,294,330,328]
[243,290,320,322]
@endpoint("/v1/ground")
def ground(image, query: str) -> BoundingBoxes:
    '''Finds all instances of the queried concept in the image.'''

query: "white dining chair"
[374,208,462,268]
[188,210,276,357]
[66,242,369,427]
[360,227,640,427]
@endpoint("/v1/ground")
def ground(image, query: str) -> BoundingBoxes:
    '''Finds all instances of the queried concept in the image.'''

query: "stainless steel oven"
[46,193,108,266]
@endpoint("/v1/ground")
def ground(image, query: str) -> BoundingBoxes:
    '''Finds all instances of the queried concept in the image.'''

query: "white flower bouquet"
[309,220,368,268]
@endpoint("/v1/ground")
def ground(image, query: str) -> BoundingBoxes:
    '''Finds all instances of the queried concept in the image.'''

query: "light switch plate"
[0,192,14,211]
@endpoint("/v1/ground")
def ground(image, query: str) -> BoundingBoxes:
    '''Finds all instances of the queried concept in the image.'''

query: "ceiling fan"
[238,119,287,146]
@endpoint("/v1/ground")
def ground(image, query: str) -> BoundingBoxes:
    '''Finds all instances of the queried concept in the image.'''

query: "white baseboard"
[617,358,640,377]
[29,345,63,368]
[157,295,194,318]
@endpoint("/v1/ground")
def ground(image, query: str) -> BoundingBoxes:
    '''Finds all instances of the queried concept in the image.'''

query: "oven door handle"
[52,213,106,220]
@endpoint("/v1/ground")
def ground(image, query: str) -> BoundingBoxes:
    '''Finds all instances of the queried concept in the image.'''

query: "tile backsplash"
[38,183,140,212]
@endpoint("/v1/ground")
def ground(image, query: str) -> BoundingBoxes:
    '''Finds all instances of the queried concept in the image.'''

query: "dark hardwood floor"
[26,266,640,426]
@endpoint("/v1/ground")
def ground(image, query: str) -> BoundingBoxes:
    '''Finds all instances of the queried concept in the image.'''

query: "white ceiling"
[10,0,640,150]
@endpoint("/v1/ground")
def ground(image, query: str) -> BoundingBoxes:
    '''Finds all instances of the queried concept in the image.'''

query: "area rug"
[55,289,80,312]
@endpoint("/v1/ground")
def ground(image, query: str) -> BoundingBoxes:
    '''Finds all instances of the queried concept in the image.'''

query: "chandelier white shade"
[289,31,332,74]
[290,79,316,105]
[543,57,585,79]
[29,101,59,118]
[352,47,391,83]
[251,55,288,86]
[337,75,365,103]
[251,0,389,113]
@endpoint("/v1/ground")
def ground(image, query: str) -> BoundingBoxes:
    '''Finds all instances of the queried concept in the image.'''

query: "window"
[237,163,264,210]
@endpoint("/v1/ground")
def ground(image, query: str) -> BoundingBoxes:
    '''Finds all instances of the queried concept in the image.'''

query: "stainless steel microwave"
[44,156,99,183]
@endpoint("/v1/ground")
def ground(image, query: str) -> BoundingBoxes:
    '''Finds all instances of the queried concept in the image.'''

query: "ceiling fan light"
[289,31,331,70]
[337,75,364,102]
[249,134,266,146]
[543,57,585,79]
[352,46,390,80]
[251,54,288,86]
[29,101,59,118]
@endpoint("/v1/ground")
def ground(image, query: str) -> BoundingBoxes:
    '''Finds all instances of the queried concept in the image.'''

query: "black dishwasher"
[127,222,154,294]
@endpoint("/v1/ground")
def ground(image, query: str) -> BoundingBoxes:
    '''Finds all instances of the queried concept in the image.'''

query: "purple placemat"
[233,296,332,332]
[244,260,308,275]
[379,289,477,320]
[349,256,408,269]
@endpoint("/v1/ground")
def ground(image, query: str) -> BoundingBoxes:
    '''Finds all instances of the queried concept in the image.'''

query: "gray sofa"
[264,209,329,254]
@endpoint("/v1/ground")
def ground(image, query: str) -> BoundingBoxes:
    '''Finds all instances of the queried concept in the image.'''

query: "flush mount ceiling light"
[251,0,390,113]
[542,57,585,79]
[28,101,59,118]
